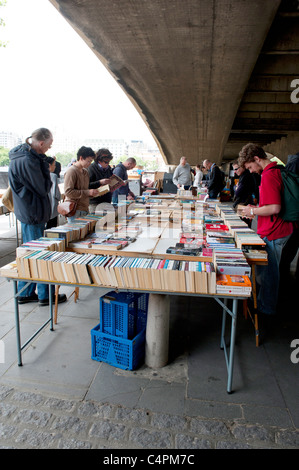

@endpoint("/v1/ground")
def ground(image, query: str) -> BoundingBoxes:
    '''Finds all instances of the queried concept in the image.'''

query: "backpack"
[270,165,299,222]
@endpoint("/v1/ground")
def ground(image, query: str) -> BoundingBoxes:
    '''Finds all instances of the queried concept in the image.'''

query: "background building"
[0,131,22,149]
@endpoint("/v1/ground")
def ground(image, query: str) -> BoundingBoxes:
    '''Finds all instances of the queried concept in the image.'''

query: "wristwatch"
[250,208,254,216]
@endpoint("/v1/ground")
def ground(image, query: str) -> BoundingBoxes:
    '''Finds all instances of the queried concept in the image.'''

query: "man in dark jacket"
[203,159,224,199]
[112,158,136,204]
[88,148,114,212]
[8,128,66,306]
[231,161,256,208]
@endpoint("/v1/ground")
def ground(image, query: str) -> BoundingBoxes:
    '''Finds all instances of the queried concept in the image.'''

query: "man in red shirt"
[238,144,293,327]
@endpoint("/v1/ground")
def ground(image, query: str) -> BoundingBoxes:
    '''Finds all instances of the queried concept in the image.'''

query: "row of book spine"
[16,250,217,294]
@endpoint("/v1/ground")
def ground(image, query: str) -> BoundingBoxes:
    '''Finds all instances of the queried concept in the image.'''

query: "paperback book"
[216,273,251,295]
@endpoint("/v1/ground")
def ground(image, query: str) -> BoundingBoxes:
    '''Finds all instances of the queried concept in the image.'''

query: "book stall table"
[2,271,247,394]
[0,194,267,393]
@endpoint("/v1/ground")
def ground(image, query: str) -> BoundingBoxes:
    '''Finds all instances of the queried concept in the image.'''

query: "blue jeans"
[255,234,291,315]
[18,223,54,300]
[209,189,220,199]
[112,193,127,204]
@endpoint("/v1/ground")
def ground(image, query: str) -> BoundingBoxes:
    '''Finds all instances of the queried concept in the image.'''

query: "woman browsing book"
[64,146,99,221]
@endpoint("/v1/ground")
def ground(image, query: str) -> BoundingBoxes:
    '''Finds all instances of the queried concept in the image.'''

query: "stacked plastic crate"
[91,291,149,370]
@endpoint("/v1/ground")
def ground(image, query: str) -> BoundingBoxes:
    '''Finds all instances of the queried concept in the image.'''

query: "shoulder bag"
[2,186,14,212]
[57,200,77,217]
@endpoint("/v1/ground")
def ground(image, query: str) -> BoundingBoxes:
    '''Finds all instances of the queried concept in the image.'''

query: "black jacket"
[8,143,52,224]
[113,163,129,197]
[232,169,256,208]
[207,164,224,198]
[88,161,113,204]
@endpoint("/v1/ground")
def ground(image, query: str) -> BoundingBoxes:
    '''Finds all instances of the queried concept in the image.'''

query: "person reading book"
[64,146,99,221]
[88,148,114,212]
[8,128,66,306]
[231,160,257,227]
[112,158,136,204]
[238,143,293,334]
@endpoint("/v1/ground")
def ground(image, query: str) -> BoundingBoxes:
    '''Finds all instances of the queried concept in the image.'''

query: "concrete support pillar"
[145,294,170,368]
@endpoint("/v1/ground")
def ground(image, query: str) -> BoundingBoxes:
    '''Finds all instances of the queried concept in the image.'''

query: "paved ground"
[0,214,298,451]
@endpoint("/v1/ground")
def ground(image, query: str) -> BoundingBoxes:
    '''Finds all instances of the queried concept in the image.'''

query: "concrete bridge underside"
[50,0,299,166]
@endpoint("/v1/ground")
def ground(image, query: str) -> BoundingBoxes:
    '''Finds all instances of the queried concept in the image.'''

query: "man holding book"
[88,148,114,212]
[238,143,293,327]
[8,128,66,306]
[112,158,136,204]
[231,161,257,227]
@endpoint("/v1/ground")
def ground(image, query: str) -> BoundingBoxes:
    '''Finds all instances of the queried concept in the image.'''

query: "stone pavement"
[0,215,299,450]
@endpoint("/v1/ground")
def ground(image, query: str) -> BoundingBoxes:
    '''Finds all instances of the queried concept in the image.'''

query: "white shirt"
[194,170,203,188]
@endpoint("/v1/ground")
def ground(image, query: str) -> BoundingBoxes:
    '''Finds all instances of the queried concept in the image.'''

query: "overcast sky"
[0,0,156,144]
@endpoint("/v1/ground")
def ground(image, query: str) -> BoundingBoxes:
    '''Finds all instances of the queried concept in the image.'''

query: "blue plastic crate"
[91,323,146,370]
[99,291,148,339]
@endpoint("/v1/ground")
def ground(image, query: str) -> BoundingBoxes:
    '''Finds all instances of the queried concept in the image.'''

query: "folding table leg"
[13,280,22,366]
[54,285,60,325]
[227,299,238,394]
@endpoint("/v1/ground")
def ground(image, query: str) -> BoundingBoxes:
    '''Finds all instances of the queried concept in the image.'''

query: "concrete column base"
[145,293,170,368]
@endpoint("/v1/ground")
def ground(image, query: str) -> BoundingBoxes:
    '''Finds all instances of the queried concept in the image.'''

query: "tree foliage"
[0,146,160,171]
[0,0,7,48]
[112,155,160,171]
[0,146,9,166]
[54,151,76,167]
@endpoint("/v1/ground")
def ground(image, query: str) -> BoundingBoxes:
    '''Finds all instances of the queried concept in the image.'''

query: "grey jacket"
[172,163,192,186]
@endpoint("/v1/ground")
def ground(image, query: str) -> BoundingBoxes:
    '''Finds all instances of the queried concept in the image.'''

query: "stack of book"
[213,248,251,276]
[17,237,66,254]
[89,238,129,250]
[181,217,204,232]
[230,226,254,236]
[179,230,205,240]
[44,226,80,246]
[204,214,224,224]
[205,223,229,232]
[166,245,202,256]
[242,248,268,261]
[225,219,249,232]
[206,230,235,249]
[235,231,266,249]
[43,217,98,246]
